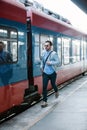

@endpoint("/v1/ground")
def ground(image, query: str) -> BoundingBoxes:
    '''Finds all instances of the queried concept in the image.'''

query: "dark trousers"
[42,72,58,102]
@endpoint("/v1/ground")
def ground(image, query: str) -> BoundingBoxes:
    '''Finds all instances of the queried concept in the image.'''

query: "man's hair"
[0,41,4,45]
[45,40,53,46]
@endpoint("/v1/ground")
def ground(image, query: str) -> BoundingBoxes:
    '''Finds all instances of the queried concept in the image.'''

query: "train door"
[27,19,34,86]
[26,19,40,100]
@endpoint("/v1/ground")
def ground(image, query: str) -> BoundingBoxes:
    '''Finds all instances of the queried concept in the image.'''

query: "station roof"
[71,0,87,14]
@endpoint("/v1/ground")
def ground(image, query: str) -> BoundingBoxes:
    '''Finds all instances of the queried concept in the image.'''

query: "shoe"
[55,92,59,98]
[41,101,48,108]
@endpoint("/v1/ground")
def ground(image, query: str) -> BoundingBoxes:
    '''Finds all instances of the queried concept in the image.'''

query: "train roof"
[27,8,87,39]
[0,0,26,23]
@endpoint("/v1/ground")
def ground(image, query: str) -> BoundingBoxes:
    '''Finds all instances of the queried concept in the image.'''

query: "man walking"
[40,40,60,107]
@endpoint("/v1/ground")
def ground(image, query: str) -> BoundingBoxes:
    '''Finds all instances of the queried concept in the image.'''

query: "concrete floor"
[1,75,87,130]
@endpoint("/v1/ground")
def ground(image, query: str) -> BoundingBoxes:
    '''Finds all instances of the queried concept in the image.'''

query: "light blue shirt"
[41,50,60,74]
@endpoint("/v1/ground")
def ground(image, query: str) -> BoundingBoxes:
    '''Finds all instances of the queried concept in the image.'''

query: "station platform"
[1,75,87,130]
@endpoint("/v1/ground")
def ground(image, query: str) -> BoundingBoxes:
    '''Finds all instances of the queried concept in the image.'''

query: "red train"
[0,0,87,116]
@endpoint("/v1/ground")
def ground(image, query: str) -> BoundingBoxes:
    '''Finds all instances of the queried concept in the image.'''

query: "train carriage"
[0,0,87,116]
[0,0,28,113]
[27,8,87,93]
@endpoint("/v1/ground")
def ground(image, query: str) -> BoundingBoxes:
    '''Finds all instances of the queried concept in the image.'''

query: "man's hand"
[46,61,51,65]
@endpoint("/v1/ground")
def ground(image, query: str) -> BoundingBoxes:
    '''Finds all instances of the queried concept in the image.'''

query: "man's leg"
[42,72,49,102]
[50,72,59,98]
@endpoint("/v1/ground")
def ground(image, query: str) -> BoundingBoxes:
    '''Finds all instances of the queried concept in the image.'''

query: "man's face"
[44,42,51,51]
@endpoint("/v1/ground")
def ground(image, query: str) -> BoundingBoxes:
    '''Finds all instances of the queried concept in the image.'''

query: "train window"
[83,40,87,60]
[0,29,7,37]
[34,34,54,63]
[40,34,53,57]
[81,40,84,60]
[10,31,17,39]
[34,42,39,60]
[71,39,80,63]
[11,42,17,62]
[57,37,62,65]
[33,33,40,65]
[62,38,70,65]
[18,31,27,68]
[0,26,18,64]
